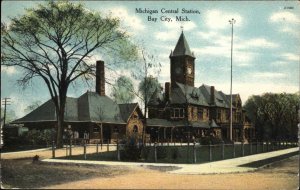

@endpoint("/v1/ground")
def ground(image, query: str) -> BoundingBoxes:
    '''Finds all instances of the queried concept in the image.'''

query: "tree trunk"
[56,90,67,148]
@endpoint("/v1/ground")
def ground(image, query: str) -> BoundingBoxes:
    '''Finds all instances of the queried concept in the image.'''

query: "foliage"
[156,146,168,159]
[244,93,299,141]
[111,76,135,103]
[198,136,223,145]
[3,128,53,148]
[1,1,137,147]
[138,77,162,104]
[121,144,141,161]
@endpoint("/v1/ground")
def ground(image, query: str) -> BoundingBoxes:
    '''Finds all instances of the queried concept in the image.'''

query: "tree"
[131,45,161,143]
[111,76,135,104]
[1,1,137,147]
[24,101,42,114]
[138,76,161,106]
[244,93,299,141]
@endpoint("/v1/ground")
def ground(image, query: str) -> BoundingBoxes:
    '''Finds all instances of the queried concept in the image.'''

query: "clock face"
[187,67,192,75]
[175,67,182,75]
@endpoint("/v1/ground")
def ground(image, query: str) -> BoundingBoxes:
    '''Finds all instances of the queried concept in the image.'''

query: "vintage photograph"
[1,0,299,189]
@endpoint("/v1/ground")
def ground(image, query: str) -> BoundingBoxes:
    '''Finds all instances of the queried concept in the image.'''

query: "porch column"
[171,127,174,143]
[100,123,103,145]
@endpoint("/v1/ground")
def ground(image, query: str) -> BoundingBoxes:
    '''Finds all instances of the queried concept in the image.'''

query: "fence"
[53,141,299,164]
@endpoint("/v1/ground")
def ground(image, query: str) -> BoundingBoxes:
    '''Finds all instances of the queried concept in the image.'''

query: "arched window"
[133,125,138,133]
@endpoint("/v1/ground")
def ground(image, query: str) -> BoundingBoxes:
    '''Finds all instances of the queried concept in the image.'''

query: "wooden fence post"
[250,142,252,154]
[222,142,225,160]
[117,140,120,161]
[209,142,212,161]
[69,138,72,156]
[256,141,258,154]
[154,142,157,162]
[84,142,87,160]
[242,142,244,157]
[232,143,235,158]
[107,142,109,152]
[52,141,55,158]
[193,142,197,163]
[66,144,68,157]
[96,143,99,154]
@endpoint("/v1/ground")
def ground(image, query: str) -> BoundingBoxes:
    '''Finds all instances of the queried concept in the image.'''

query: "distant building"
[12,61,144,144]
[146,32,254,143]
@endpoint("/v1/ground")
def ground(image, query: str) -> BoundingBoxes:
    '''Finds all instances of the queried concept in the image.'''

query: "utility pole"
[1,98,11,147]
[229,18,236,142]
[1,98,11,126]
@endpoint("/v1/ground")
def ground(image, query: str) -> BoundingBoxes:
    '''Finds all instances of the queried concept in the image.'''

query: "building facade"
[147,32,255,143]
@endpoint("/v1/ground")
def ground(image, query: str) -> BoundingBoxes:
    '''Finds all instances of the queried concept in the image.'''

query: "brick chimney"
[210,86,215,105]
[96,60,105,96]
[165,82,171,101]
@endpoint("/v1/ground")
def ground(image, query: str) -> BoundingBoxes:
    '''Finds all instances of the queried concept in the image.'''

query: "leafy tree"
[1,1,137,147]
[111,76,135,104]
[244,93,299,141]
[138,76,161,105]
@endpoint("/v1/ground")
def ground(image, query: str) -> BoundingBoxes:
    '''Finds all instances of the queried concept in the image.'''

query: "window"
[170,108,185,119]
[93,126,100,133]
[217,109,221,121]
[198,108,203,120]
[113,126,119,133]
[133,125,138,133]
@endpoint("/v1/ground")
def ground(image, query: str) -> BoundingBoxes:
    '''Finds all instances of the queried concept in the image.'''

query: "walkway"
[42,147,299,174]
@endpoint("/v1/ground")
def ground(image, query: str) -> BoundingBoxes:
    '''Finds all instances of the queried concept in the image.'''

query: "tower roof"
[171,32,195,58]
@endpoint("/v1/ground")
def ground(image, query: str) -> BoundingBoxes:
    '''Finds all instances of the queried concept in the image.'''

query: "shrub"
[199,136,223,145]
[171,148,180,160]
[156,146,167,159]
[121,144,141,161]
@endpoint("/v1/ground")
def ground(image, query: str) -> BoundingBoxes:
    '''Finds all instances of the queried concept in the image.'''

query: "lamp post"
[229,18,236,142]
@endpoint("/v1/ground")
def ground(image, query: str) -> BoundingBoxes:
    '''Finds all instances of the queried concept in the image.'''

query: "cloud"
[270,11,300,24]
[271,61,289,66]
[280,26,299,36]
[1,66,17,75]
[252,72,286,79]
[281,53,299,62]
[204,10,243,30]
[164,19,197,31]
[155,31,178,41]
[154,19,197,41]
[241,38,278,48]
[108,7,145,33]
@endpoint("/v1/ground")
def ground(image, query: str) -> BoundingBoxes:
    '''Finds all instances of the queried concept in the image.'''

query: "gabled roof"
[78,92,124,124]
[170,32,195,58]
[148,82,239,109]
[148,88,165,106]
[118,103,141,122]
[170,82,209,106]
[12,91,141,125]
[199,84,234,108]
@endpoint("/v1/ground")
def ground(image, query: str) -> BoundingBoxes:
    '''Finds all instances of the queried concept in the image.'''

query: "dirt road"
[1,148,299,189]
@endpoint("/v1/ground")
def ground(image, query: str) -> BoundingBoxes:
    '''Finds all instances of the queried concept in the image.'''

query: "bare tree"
[1,1,137,147]
[132,46,161,143]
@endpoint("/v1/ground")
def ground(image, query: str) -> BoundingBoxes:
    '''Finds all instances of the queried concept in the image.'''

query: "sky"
[1,0,300,118]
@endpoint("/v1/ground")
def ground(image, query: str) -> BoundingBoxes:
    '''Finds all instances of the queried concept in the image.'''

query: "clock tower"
[170,31,195,88]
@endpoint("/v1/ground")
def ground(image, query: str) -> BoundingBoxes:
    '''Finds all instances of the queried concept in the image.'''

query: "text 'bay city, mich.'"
[136,8,200,22]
